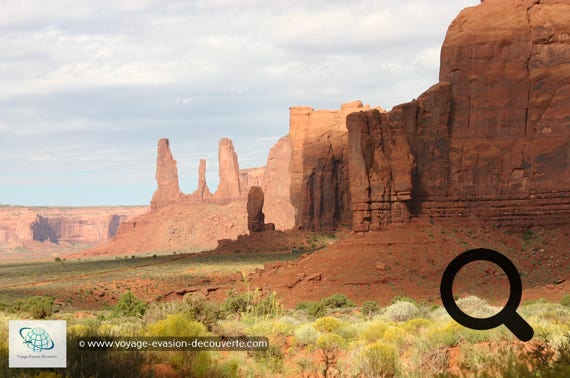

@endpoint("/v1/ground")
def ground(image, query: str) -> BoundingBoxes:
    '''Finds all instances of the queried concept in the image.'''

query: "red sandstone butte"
[150,138,183,210]
[291,0,570,231]
[289,101,377,230]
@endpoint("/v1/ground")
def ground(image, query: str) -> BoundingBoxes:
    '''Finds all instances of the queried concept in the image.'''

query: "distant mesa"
[0,206,148,247]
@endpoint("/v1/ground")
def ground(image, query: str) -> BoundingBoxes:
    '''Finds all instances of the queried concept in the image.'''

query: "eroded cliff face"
[263,136,292,200]
[349,0,570,231]
[289,101,372,231]
[0,206,148,245]
[293,0,570,231]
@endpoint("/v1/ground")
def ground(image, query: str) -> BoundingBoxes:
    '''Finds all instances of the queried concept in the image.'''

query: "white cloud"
[0,0,479,205]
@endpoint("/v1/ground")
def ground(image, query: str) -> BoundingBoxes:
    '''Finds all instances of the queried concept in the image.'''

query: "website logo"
[9,320,67,368]
[19,327,55,352]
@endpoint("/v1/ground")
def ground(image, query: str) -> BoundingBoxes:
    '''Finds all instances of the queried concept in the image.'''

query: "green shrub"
[224,290,252,314]
[362,300,380,316]
[254,344,284,373]
[313,316,343,333]
[561,294,570,307]
[224,289,282,319]
[112,291,147,318]
[13,296,54,319]
[360,341,397,377]
[296,301,327,318]
[320,294,355,309]
[183,294,226,330]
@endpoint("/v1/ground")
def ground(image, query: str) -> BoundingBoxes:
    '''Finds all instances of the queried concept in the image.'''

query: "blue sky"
[0,0,477,206]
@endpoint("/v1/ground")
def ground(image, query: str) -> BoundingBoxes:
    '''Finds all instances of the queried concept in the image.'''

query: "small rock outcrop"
[151,139,183,210]
[247,186,275,233]
[213,138,242,203]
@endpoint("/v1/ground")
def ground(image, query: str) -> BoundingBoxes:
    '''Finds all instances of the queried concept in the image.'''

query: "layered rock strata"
[291,0,570,230]
[0,206,147,245]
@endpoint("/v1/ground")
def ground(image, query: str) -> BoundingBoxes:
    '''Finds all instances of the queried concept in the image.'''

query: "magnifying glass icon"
[440,248,534,341]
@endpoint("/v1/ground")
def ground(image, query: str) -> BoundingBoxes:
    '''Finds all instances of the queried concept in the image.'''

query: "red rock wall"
[0,206,148,245]
[262,136,292,200]
[239,167,265,196]
[289,101,372,230]
[420,0,570,227]
[296,0,570,231]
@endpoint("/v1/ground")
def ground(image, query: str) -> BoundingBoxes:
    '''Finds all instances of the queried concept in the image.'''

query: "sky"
[0,0,478,206]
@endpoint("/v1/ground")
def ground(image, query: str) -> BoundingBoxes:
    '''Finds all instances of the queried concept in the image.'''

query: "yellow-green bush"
[313,316,344,333]
[403,317,432,332]
[294,324,321,346]
[382,326,408,350]
[146,313,207,337]
[360,341,397,377]
[67,324,94,337]
[214,319,247,336]
[317,333,347,349]
[360,320,389,343]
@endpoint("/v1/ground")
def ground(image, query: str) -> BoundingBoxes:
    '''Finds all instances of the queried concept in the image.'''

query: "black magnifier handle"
[504,312,534,342]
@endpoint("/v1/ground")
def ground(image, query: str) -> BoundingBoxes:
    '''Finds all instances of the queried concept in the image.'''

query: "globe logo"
[19,327,55,352]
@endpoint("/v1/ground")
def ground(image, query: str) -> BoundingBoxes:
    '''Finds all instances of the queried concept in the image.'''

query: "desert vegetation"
[1,291,569,377]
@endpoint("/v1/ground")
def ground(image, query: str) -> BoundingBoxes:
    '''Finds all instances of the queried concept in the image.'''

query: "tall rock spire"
[150,138,183,209]
[213,138,241,203]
